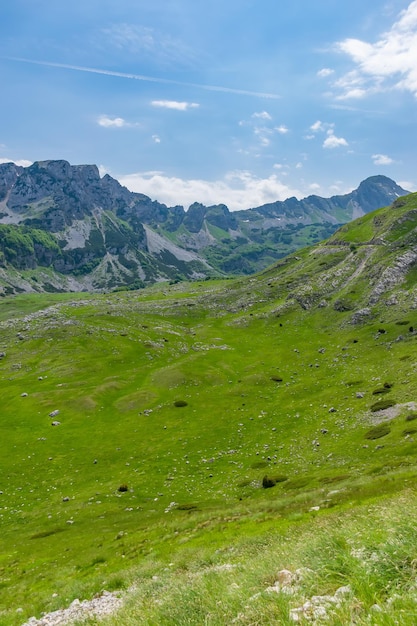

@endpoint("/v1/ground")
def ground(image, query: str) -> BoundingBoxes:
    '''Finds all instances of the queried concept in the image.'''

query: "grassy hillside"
[2,194,417,624]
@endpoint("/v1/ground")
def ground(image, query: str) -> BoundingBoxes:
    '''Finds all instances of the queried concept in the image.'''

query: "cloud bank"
[118,170,302,211]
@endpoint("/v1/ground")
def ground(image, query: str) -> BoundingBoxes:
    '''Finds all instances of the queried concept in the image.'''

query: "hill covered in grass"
[2,192,417,624]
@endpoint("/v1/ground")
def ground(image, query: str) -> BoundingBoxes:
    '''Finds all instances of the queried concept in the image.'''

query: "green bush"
[262,474,288,489]
[402,428,417,436]
[372,384,392,395]
[370,399,396,412]
[365,424,391,440]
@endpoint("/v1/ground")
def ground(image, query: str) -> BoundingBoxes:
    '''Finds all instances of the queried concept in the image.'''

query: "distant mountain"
[0,160,409,294]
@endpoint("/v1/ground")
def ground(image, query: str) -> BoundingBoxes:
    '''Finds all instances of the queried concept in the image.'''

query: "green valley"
[1,193,417,624]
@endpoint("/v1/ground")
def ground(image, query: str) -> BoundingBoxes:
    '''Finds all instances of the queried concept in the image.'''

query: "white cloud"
[310,120,327,132]
[335,1,417,98]
[308,121,348,148]
[151,100,200,111]
[0,157,32,167]
[254,126,272,146]
[275,125,289,134]
[309,183,321,191]
[118,170,302,211]
[398,180,417,191]
[323,130,348,149]
[317,68,334,78]
[97,115,127,128]
[152,135,161,143]
[252,111,272,120]
[295,162,303,169]
[372,153,394,165]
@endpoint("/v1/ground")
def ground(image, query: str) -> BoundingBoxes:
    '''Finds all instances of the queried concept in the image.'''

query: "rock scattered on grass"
[266,568,312,596]
[289,585,352,622]
[21,590,124,626]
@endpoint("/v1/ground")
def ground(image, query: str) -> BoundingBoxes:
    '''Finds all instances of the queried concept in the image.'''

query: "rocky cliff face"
[0,160,215,293]
[0,160,409,294]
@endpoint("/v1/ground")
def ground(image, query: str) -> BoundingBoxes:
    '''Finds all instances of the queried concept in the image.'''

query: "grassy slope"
[1,195,417,624]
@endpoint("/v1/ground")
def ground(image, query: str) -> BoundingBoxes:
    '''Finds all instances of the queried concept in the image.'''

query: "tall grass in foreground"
[95,491,417,625]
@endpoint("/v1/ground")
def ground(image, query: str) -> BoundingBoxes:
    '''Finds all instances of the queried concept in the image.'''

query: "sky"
[0,0,417,211]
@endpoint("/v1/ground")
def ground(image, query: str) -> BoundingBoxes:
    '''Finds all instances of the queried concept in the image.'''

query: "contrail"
[6,57,281,99]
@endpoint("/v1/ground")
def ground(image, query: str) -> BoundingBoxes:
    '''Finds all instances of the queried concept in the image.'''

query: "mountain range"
[0,159,408,294]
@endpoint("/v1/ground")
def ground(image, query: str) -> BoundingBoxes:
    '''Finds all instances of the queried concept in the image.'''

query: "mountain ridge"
[0,160,409,294]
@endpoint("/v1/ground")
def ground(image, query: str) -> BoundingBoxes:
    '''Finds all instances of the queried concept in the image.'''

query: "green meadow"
[2,196,417,624]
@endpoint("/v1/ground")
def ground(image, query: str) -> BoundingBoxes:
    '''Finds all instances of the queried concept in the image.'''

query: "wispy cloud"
[151,100,199,111]
[97,115,141,128]
[240,112,289,149]
[97,116,127,128]
[310,120,327,133]
[334,0,417,98]
[372,153,394,165]
[252,111,272,120]
[6,57,281,99]
[317,68,334,78]
[100,24,195,69]
[118,170,302,211]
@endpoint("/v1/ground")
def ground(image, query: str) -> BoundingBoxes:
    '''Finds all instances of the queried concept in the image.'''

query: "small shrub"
[174,400,188,407]
[117,484,129,492]
[176,504,198,511]
[270,375,283,382]
[261,474,288,489]
[370,398,396,412]
[406,412,417,422]
[372,383,392,395]
[30,528,66,540]
[251,461,269,469]
[402,428,417,436]
[262,475,276,489]
[285,477,310,490]
[319,474,351,484]
[365,424,391,440]
[396,320,410,326]
[273,475,289,483]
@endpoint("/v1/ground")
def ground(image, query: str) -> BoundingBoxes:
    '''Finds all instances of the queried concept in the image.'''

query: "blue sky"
[1,0,416,210]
